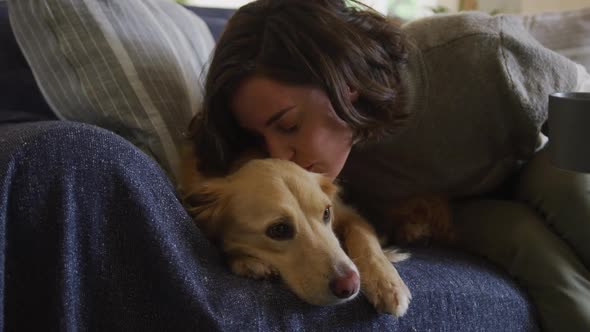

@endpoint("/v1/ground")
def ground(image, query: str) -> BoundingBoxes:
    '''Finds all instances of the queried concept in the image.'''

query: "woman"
[190,0,590,330]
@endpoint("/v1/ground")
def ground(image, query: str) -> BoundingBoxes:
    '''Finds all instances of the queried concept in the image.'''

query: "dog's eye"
[266,222,295,241]
[323,206,331,223]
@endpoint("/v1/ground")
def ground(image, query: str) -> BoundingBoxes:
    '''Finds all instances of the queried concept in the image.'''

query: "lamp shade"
[548,92,590,173]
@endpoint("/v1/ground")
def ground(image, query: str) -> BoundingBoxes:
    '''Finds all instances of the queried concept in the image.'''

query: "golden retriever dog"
[180,153,412,316]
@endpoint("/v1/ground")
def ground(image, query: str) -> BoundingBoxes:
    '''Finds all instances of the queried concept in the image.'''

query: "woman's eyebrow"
[265,106,295,127]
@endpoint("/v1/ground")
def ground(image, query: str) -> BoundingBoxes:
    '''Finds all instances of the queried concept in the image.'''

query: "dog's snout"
[329,270,360,299]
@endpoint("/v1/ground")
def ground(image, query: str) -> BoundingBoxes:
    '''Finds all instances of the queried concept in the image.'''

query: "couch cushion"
[0,1,55,121]
[523,7,590,71]
[8,0,215,182]
[187,6,234,41]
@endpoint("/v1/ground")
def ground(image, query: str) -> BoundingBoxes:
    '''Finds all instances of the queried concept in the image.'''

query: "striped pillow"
[8,0,215,183]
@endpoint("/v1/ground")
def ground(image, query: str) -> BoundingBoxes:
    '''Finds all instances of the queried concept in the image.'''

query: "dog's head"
[185,159,360,305]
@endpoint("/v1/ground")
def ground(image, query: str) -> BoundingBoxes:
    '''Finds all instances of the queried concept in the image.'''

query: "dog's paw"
[230,256,278,280]
[360,258,412,317]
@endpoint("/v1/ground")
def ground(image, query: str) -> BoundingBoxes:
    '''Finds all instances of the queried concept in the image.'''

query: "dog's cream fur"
[181,153,411,316]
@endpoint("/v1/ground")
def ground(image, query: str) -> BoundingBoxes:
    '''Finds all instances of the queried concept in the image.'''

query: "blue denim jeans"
[0,121,537,331]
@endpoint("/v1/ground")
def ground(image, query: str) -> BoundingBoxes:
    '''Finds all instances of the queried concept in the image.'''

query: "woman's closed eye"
[278,123,299,134]
[275,111,300,134]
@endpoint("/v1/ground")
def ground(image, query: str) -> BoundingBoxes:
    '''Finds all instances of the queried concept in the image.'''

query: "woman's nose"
[266,138,295,161]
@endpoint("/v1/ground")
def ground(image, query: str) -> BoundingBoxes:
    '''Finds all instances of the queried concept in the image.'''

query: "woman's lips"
[305,164,315,171]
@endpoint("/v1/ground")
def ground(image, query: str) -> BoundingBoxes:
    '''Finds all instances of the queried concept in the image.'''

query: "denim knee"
[2,121,170,186]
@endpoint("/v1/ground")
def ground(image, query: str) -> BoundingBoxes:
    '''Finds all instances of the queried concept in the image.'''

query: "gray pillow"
[9,0,215,183]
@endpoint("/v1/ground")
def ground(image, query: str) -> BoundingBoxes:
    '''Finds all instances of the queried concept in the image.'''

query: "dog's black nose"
[329,270,360,299]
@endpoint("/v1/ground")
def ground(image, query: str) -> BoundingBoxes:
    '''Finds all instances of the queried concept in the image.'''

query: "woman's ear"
[347,85,359,103]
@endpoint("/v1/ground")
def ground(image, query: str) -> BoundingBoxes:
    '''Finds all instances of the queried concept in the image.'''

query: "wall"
[477,0,521,13]
[438,0,459,11]
[520,0,590,14]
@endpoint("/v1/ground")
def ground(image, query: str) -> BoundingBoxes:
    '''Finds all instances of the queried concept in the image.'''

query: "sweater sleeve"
[498,14,579,156]
[575,64,590,92]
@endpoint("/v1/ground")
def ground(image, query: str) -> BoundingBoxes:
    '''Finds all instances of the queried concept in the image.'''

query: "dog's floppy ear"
[183,178,230,238]
[317,175,339,199]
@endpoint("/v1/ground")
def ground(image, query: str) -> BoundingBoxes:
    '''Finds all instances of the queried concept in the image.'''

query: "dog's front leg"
[334,202,411,317]
[229,255,279,280]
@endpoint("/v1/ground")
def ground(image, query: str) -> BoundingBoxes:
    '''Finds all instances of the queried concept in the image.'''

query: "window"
[184,0,251,8]
[385,0,440,19]
[185,0,445,19]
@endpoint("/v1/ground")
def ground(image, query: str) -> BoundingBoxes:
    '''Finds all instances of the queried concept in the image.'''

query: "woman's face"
[232,76,356,180]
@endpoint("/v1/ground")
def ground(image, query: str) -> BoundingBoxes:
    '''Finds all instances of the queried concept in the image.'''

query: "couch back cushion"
[188,6,234,41]
[523,7,590,71]
[0,1,55,121]
[9,0,216,183]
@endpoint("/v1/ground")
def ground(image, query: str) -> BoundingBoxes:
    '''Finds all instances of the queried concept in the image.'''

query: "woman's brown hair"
[190,0,409,176]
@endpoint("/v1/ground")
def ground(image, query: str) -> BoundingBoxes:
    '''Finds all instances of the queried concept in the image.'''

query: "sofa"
[0,1,560,330]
